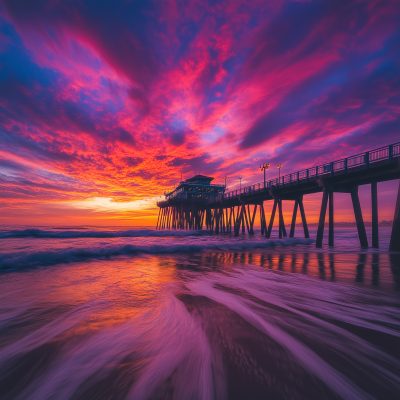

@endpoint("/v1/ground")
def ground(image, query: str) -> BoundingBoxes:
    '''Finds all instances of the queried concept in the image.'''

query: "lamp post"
[223,176,227,188]
[239,176,242,194]
[277,164,282,186]
[259,162,270,188]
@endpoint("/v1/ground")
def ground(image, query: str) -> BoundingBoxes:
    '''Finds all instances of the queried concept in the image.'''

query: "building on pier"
[156,175,225,231]
[164,175,225,202]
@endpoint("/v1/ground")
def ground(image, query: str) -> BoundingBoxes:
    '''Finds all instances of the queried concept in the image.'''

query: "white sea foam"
[0,228,210,239]
[0,237,313,270]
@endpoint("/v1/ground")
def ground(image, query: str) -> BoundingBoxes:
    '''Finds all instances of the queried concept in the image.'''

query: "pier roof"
[184,175,214,182]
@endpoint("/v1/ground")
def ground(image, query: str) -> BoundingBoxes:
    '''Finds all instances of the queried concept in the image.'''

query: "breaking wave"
[0,228,211,239]
[0,238,313,270]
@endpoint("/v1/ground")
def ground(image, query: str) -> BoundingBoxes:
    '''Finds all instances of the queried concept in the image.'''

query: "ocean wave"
[0,228,211,239]
[0,238,313,270]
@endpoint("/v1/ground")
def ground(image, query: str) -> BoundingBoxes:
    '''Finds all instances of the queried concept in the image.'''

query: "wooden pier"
[157,142,400,250]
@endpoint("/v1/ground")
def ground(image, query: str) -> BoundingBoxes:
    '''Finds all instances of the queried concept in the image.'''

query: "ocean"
[0,225,399,400]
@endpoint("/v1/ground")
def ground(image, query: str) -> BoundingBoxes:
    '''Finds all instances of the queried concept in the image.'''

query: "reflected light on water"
[1,240,400,399]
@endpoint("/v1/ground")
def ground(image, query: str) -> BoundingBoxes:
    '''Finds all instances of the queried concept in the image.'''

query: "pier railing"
[209,142,400,204]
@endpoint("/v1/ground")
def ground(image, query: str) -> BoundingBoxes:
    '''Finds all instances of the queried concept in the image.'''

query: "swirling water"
[0,225,400,400]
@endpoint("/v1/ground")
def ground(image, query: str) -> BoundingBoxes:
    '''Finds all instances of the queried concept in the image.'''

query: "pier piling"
[316,191,329,248]
[371,182,379,248]
[289,199,299,238]
[351,186,368,248]
[329,191,334,246]
[389,181,400,251]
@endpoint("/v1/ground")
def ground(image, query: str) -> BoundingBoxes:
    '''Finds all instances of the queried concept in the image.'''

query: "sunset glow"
[1,0,399,225]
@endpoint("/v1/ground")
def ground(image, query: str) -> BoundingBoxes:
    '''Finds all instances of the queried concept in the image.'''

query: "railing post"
[297,171,299,184]
[365,151,369,169]
[290,174,292,185]
[389,144,393,163]
[315,166,318,178]
[330,162,334,177]
[306,169,309,182]
[344,158,348,173]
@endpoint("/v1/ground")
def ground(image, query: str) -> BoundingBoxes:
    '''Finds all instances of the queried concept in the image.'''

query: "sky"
[0,0,399,226]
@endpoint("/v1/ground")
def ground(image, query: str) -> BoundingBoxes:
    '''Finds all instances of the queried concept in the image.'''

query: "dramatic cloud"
[0,0,399,224]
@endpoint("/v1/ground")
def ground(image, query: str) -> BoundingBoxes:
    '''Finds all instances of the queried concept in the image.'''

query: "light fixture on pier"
[223,176,227,188]
[239,176,242,193]
[259,162,270,188]
[277,164,283,183]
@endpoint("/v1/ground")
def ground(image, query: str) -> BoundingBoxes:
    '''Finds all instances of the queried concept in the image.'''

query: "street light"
[223,176,227,188]
[259,162,270,188]
[239,176,242,193]
[277,164,282,185]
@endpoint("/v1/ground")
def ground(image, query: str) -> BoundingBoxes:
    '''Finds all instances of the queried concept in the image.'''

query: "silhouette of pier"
[157,142,400,250]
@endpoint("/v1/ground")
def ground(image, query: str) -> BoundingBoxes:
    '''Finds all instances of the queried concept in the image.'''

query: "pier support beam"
[260,203,267,235]
[215,208,220,234]
[235,205,244,236]
[159,208,162,229]
[316,191,329,248]
[161,208,166,230]
[329,191,334,246]
[290,196,309,238]
[371,182,379,248]
[166,207,170,229]
[244,204,257,235]
[262,203,267,235]
[298,197,310,238]
[250,204,257,235]
[266,199,278,238]
[278,200,287,238]
[389,181,400,251]
[243,204,250,234]
[242,205,245,234]
[289,199,299,238]
[156,208,161,230]
[351,186,368,248]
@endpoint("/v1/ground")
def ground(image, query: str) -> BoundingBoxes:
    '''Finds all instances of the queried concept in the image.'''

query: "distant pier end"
[156,175,225,230]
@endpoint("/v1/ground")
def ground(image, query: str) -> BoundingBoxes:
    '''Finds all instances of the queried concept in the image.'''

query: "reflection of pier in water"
[157,142,400,250]
[184,251,400,291]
